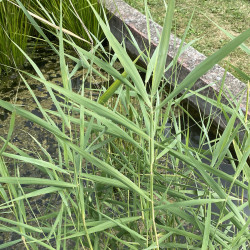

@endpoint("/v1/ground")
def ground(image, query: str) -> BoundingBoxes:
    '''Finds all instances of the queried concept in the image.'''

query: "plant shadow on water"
[184,114,249,217]
[157,99,249,239]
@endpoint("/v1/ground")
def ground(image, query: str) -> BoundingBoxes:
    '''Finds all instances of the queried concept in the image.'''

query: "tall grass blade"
[151,0,175,96]
[86,0,151,107]
[202,194,212,250]
[0,239,22,249]
[63,216,141,239]
[157,28,250,110]
[204,14,250,55]
[0,177,76,188]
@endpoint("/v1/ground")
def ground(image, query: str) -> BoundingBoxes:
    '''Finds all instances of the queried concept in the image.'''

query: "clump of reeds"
[0,0,249,249]
[0,0,103,74]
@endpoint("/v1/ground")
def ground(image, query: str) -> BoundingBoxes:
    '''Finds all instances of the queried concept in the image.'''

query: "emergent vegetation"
[0,0,249,249]
[0,0,102,74]
[0,0,31,73]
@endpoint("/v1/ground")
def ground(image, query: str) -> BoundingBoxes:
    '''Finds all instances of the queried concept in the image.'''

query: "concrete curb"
[105,0,249,131]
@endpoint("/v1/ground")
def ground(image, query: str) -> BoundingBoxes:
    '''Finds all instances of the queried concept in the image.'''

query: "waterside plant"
[0,0,31,74]
[0,0,249,249]
[28,0,103,48]
[0,0,103,74]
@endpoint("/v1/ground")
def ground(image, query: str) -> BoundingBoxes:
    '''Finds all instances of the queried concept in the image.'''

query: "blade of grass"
[98,54,143,105]
[63,216,141,239]
[154,199,225,210]
[203,14,250,55]
[151,0,175,96]
[2,153,69,174]
[157,28,250,110]
[0,239,22,249]
[86,0,151,107]
[80,174,129,189]
[0,217,43,233]
[0,100,69,140]
[0,187,62,206]
[0,177,76,188]
[202,194,212,250]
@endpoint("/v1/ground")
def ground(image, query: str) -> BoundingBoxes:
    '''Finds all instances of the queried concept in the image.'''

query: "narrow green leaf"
[204,14,250,55]
[157,28,250,110]
[155,199,225,210]
[0,187,62,206]
[2,153,69,174]
[151,0,175,96]
[0,110,16,155]
[202,194,212,250]
[0,100,69,140]
[80,173,129,189]
[63,216,141,239]
[229,63,250,82]
[0,177,76,188]
[98,53,142,104]
[157,224,202,241]
[99,71,128,104]
[0,239,22,249]
[210,111,237,168]
[0,217,43,233]
[86,0,151,107]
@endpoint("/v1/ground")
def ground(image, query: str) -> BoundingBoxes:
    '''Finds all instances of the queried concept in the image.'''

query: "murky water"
[0,47,248,247]
[0,47,114,246]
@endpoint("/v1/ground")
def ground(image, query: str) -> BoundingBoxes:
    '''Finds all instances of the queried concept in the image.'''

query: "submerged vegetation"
[0,0,103,74]
[0,0,249,249]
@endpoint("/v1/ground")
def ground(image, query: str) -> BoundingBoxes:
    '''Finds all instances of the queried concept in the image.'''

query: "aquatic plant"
[0,0,103,73]
[0,0,31,74]
[28,0,103,48]
[0,0,249,249]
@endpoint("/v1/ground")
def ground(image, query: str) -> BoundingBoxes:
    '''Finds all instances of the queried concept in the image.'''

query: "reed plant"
[0,0,31,74]
[0,0,249,249]
[28,0,103,48]
[0,0,103,74]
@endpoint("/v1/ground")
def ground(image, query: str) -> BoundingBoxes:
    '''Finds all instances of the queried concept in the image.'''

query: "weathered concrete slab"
[105,0,249,131]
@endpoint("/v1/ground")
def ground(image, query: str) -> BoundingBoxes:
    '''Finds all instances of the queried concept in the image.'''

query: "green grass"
[0,0,31,74]
[0,0,103,74]
[28,0,103,48]
[0,0,249,249]
[124,0,250,81]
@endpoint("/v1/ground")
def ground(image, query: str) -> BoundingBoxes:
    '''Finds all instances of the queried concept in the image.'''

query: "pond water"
[162,113,249,225]
[0,47,114,246]
[0,46,112,154]
[180,118,249,217]
[0,47,248,246]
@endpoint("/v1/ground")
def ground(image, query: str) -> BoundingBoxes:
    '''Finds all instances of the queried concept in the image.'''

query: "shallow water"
[0,47,248,247]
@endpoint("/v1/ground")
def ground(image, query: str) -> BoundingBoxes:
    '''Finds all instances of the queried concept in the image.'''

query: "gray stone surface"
[105,0,249,130]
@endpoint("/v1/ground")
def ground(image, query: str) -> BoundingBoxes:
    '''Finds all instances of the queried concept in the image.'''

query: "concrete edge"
[104,0,249,131]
